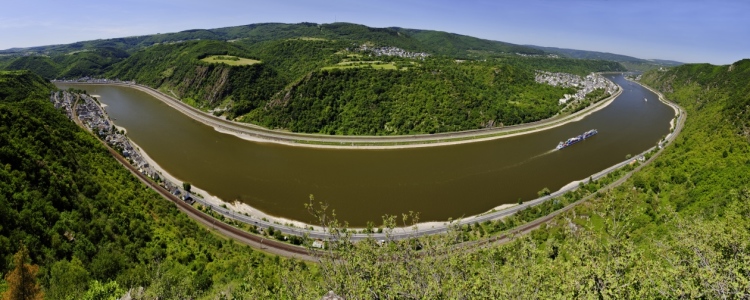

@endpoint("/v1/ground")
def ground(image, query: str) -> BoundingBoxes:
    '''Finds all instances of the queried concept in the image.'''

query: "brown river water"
[56,74,673,226]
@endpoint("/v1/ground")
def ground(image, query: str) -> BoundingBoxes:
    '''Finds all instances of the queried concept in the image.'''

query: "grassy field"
[322,61,400,71]
[293,37,329,41]
[201,55,261,66]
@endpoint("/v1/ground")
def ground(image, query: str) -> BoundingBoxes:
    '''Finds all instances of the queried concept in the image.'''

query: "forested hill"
[0,70,55,101]
[243,59,577,134]
[287,60,750,297]
[528,45,683,71]
[2,61,750,297]
[2,22,630,135]
[100,38,623,135]
[642,59,750,133]
[1,22,541,58]
[0,71,315,298]
[2,22,547,81]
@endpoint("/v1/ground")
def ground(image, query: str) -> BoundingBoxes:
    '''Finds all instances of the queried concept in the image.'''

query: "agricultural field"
[200,55,261,66]
[322,60,401,71]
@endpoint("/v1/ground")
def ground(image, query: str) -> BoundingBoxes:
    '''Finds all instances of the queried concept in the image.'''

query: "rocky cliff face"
[175,65,230,105]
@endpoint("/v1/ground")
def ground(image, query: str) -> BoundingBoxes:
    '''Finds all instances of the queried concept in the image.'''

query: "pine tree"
[1,244,43,300]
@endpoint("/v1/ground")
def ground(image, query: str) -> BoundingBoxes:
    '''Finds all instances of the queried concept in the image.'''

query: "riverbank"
[55,79,622,149]
[138,77,680,237]
[51,77,637,233]
[132,138,522,233]
[630,78,682,131]
[128,137,330,232]
[53,76,684,245]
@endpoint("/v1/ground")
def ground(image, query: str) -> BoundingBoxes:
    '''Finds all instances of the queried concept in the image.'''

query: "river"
[56,74,673,226]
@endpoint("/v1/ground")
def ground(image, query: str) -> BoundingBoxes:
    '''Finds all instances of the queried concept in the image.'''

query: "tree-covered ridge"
[402,28,545,58]
[642,59,750,139]
[5,56,60,80]
[0,71,55,102]
[4,48,130,80]
[103,38,623,134]
[106,40,286,117]
[244,59,576,135]
[500,56,625,76]
[0,72,318,299]
[0,22,541,59]
[2,22,633,135]
[260,59,750,298]
[527,45,683,72]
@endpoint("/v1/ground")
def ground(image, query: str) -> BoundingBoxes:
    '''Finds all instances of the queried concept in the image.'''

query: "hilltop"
[0,22,544,58]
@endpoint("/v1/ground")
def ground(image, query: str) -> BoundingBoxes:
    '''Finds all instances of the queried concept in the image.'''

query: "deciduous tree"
[1,244,43,300]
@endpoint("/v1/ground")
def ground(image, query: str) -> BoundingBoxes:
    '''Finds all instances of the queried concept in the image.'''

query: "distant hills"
[527,45,683,71]
[0,22,544,59]
[0,22,679,67]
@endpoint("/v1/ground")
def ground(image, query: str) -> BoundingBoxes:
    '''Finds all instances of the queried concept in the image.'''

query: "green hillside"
[104,39,622,134]
[0,71,55,102]
[528,45,683,71]
[5,56,60,79]
[0,71,316,299]
[2,59,749,297]
[4,47,129,80]
[279,59,749,298]
[53,47,129,78]
[244,60,574,135]
[1,22,633,135]
[403,28,544,58]
[0,22,539,59]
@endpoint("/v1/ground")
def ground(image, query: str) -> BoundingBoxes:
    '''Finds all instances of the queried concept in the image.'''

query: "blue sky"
[1,0,746,64]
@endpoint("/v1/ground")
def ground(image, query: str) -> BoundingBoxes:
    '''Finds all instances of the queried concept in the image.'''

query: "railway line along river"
[56,74,674,227]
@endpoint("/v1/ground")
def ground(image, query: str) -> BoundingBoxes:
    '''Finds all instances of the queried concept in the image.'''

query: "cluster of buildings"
[535,71,619,105]
[48,90,187,201]
[54,78,136,84]
[515,53,560,59]
[49,91,76,120]
[355,44,430,59]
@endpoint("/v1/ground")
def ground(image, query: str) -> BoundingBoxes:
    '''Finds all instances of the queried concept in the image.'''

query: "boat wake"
[431,149,556,184]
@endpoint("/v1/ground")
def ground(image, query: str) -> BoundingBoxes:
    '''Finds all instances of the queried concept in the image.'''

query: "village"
[534,71,619,105]
[48,90,193,204]
[54,77,136,84]
[356,44,430,59]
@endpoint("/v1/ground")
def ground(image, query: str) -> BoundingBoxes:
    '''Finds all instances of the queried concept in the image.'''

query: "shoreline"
[56,76,631,233]
[132,136,522,232]
[131,137,522,232]
[128,137,330,232]
[631,78,681,130]
[56,79,623,150]
[58,76,687,258]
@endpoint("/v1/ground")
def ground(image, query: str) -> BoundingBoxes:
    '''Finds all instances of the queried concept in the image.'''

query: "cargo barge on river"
[556,129,598,150]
